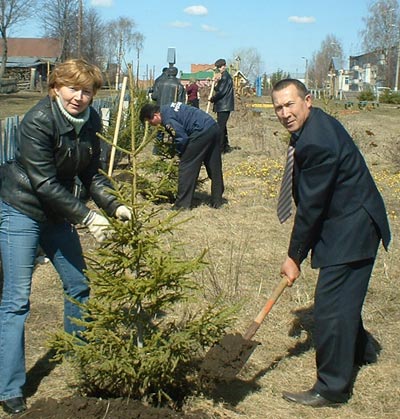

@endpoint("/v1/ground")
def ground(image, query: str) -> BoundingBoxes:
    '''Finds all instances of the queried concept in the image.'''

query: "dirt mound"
[23,396,211,418]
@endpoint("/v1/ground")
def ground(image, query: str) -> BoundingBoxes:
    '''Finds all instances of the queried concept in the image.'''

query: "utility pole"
[302,56,309,87]
[77,0,83,58]
[395,35,400,91]
[116,34,123,90]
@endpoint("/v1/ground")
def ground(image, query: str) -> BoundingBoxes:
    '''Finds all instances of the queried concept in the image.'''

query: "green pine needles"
[49,72,236,407]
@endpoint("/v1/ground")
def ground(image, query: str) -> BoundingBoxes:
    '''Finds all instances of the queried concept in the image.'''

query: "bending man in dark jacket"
[140,102,224,209]
[209,58,235,154]
[272,79,390,407]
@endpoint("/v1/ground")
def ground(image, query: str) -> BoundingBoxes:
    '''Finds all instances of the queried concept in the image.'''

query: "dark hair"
[214,58,226,68]
[140,103,160,123]
[272,78,309,99]
[167,67,178,77]
[162,67,168,73]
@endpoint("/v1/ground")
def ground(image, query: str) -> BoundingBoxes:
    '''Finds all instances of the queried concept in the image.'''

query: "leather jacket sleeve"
[211,72,234,112]
[13,98,119,224]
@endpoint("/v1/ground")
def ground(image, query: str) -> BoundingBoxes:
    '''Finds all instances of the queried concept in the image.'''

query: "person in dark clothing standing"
[272,78,390,407]
[140,102,224,210]
[151,67,185,107]
[209,58,235,154]
[186,79,200,108]
[149,67,168,102]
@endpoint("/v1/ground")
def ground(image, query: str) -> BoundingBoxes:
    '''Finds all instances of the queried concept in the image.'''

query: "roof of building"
[330,57,346,71]
[0,38,62,60]
[6,57,56,68]
[191,64,214,73]
[180,70,214,80]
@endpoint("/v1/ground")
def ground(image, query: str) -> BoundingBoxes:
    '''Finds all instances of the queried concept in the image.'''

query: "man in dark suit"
[272,79,391,407]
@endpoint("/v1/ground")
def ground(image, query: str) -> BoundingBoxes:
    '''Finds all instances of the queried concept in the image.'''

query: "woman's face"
[55,85,94,115]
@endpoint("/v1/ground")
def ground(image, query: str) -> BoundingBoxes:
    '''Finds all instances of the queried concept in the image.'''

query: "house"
[232,70,251,95]
[327,57,351,98]
[180,64,252,96]
[0,38,62,90]
[347,46,397,93]
[180,64,215,87]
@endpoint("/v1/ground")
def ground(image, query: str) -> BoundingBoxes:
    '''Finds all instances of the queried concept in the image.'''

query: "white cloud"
[170,21,192,28]
[288,16,316,24]
[201,24,218,32]
[91,0,113,6]
[184,5,208,16]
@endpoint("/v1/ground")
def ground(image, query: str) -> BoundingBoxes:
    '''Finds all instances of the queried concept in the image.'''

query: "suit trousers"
[175,124,224,209]
[313,257,377,402]
[216,111,231,151]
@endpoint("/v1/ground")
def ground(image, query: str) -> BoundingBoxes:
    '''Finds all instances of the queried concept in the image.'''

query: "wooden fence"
[0,97,117,165]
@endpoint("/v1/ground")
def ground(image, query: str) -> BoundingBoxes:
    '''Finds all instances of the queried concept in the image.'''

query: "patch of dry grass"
[1,97,399,418]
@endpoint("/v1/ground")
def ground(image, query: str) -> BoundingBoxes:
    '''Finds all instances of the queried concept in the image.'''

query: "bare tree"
[104,17,145,88]
[231,47,263,83]
[307,34,344,88]
[132,32,144,87]
[81,7,105,67]
[39,0,80,61]
[0,0,36,78]
[360,0,399,87]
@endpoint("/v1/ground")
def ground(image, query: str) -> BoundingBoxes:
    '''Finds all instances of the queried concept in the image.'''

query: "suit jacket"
[288,107,390,268]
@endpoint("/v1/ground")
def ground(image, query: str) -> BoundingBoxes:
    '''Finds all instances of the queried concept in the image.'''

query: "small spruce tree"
[49,71,236,407]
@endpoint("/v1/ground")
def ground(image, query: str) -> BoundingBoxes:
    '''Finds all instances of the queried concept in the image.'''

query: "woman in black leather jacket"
[0,59,131,415]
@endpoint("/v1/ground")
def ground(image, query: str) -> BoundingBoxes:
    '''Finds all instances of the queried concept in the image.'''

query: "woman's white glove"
[83,210,110,243]
[115,205,132,221]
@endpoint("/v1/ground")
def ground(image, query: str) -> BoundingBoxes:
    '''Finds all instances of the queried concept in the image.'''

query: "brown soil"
[1,92,399,419]
[22,397,208,418]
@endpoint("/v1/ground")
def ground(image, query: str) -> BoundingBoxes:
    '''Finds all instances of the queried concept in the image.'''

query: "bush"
[358,90,375,101]
[378,90,400,105]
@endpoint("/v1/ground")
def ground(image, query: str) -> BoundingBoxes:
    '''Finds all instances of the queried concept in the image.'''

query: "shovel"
[199,276,289,382]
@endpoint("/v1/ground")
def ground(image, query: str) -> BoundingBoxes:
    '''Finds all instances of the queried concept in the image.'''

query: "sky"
[17,0,372,79]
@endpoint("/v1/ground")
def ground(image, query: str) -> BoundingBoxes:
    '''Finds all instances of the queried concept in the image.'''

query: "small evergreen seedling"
[49,72,236,407]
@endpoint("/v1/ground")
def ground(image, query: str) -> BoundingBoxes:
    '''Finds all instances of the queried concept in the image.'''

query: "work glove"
[83,210,110,243]
[115,205,132,221]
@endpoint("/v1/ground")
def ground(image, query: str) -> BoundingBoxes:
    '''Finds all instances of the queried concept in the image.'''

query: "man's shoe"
[282,389,340,407]
[210,200,223,209]
[1,397,27,414]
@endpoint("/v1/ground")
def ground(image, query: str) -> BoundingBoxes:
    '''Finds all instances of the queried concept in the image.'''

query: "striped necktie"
[277,136,296,223]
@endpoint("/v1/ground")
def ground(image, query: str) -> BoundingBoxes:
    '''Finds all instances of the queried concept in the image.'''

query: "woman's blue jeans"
[0,201,90,401]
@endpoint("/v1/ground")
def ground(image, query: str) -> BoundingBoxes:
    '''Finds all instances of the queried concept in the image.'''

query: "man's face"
[272,84,312,133]
[146,112,162,126]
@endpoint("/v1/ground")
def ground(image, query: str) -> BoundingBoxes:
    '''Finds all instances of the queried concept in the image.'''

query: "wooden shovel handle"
[243,276,288,340]
[206,79,216,114]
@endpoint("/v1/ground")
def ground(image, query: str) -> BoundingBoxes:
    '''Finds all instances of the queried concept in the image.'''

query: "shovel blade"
[199,333,260,382]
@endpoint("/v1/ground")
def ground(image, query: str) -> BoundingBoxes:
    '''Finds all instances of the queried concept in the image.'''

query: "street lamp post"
[390,22,400,91]
[395,37,400,91]
[301,56,309,87]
